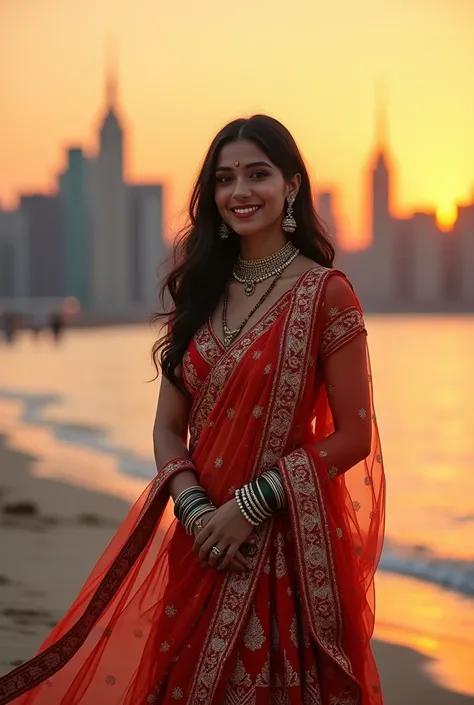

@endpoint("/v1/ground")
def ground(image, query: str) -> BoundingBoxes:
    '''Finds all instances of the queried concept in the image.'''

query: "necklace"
[233,240,299,296]
[222,273,282,349]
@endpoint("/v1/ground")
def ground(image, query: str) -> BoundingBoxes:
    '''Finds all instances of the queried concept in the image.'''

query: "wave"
[0,388,155,481]
[1,387,474,600]
[379,543,474,598]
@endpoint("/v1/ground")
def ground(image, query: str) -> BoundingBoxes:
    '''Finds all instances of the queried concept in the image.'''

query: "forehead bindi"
[217,140,274,171]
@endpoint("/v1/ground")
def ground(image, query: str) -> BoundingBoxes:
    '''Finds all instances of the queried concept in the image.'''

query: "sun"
[436,202,458,232]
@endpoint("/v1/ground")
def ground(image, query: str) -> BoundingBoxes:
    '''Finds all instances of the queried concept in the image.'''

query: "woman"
[0,115,385,705]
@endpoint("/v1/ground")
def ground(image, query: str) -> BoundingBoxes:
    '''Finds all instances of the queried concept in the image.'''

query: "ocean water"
[0,318,473,694]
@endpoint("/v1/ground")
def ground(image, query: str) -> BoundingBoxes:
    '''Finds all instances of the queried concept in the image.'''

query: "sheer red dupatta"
[0,267,385,705]
[276,273,386,703]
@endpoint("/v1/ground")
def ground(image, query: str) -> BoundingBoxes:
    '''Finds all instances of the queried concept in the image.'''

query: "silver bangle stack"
[234,468,286,527]
[173,485,215,536]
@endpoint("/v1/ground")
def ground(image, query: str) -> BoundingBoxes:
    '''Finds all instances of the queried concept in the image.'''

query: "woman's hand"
[192,499,254,571]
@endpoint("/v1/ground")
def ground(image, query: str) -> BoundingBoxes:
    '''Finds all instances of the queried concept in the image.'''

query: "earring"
[282,195,297,233]
[219,221,230,240]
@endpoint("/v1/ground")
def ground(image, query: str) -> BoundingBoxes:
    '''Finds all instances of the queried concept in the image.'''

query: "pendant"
[244,281,256,296]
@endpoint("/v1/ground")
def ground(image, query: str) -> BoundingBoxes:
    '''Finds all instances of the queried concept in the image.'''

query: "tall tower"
[368,79,395,307]
[91,45,131,315]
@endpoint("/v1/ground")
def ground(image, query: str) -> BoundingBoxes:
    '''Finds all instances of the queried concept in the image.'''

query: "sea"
[0,317,473,696]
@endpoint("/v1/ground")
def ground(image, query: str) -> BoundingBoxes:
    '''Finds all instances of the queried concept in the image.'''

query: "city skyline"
[2,0,474,248]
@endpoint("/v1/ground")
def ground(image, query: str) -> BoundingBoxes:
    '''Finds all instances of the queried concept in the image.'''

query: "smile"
[231,205,262,218]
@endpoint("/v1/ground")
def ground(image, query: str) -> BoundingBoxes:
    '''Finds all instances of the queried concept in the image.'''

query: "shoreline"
[0,435,472,703]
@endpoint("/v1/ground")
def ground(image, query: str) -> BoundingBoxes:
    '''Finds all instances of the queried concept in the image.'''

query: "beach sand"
[0,435,471,704]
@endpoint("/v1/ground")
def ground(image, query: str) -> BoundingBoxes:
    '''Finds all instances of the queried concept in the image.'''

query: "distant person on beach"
[0,116,386,705]
[2,312,17,345]
[49,312,64,343]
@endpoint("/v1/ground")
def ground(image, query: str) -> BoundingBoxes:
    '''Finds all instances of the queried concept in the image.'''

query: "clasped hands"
[192,497,255,572]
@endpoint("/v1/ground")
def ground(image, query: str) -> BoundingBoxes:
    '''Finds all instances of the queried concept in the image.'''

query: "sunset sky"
[1,0,473,247]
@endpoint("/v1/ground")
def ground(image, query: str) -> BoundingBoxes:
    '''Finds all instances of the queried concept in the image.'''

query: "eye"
[216,174,233,184]
[250,170,269,180]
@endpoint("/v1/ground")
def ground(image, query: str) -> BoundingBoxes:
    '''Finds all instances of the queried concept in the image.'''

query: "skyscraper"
[129,184,167,311]
[90,55,130,315]
[367,81,395,307]
[60,147,90,307]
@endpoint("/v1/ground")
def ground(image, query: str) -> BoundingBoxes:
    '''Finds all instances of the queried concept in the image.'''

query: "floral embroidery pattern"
[187,268,330,704]
[279,449,355,681]
[320,306,365,359]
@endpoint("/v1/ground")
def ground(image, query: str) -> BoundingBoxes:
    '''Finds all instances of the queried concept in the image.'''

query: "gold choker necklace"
[233,241,299,296]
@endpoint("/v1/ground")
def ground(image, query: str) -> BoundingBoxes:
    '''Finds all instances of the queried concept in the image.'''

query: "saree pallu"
[0,267,385,705]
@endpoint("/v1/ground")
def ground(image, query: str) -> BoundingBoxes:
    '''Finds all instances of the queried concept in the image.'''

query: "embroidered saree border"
[189,295,291,453]
[320,307,366,359]
[186,267,330,703]
[0,460,185,705]
[279,450,354,678]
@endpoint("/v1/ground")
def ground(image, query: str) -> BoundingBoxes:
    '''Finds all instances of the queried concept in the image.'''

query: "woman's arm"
[153,372,198,500]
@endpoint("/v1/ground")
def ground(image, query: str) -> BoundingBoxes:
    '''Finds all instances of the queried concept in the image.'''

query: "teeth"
[234,206,259,214]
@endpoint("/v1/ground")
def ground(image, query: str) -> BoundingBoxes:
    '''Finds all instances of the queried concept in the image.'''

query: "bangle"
[235,489,260,526]
[174,486,215,535]
[235,468,286,527]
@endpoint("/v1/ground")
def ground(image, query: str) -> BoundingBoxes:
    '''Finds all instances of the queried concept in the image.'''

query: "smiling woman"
[0,115,386,705]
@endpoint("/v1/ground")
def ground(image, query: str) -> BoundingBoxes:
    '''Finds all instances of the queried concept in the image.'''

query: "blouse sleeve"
[275,272,372,486]
[319,273,366,360]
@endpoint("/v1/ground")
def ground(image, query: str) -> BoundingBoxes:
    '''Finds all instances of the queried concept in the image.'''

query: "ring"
[211,546,222,557]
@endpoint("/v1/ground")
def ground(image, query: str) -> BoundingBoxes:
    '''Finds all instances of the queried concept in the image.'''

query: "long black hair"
[152,114,335,389]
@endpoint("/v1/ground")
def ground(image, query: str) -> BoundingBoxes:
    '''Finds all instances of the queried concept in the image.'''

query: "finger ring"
[211,546,222,557]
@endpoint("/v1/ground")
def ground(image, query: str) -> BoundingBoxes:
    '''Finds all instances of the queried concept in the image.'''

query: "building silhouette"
[339,86,474,313]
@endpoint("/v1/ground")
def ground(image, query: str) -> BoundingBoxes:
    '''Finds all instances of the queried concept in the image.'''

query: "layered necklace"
[222,241,300,349]
[233,240,299,296]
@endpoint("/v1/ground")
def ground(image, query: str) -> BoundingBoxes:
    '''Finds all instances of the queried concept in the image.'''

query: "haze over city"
[2,0,474,247]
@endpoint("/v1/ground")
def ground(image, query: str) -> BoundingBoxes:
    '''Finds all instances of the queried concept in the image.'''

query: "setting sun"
[436,203,458,231]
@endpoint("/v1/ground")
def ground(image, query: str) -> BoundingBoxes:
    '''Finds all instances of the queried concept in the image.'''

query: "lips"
[230,205,262,219]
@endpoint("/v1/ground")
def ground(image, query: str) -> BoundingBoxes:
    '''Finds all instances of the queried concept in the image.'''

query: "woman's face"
[214,139,300,239]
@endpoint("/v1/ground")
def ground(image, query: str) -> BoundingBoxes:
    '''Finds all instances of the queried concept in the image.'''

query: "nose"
[231,175,252,201]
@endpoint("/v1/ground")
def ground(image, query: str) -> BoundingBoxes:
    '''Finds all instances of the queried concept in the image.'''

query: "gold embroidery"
[172,687,184,700]
[243,607,266,651]
[159,641,170,652]
[358,407,367,419]
[252,350,262,360]
[105,675,116,686]
[215,457,224,468]
[376,453,383,464]
[226,407,236,419]
[328,306,339,317]
[319,449,328,458]
[264,363,272,374]
[187,269,330,703]
[353,501,361,512]
[182,350,200,393]
[279,450,354,679]
[189,296,290,451]
[336,527,343,539]
[252,405,264,418]
[320,306,365,358]
[274,532,288,579]
[328,466,339,479]
[364,476,372,485]
[284,651,301,687]
[195,323,222,366]
[165,605,177,617]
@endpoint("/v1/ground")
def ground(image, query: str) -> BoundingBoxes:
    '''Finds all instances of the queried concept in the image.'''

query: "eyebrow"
[215,160,273,172]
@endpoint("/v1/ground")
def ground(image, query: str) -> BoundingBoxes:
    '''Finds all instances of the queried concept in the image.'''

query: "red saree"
[0,267,385,705]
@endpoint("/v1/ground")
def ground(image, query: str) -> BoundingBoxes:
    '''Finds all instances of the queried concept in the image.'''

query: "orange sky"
[1,0,473,247]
